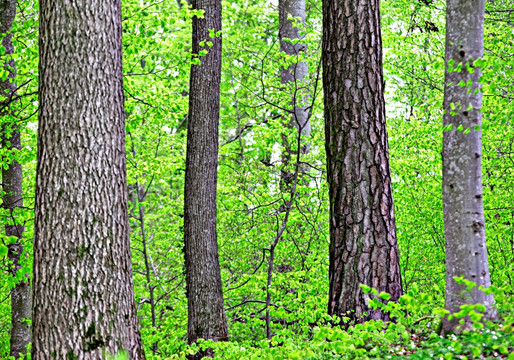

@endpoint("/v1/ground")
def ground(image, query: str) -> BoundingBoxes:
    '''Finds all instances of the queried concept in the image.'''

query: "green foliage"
[104,349,129,360]
[177,287,514,359]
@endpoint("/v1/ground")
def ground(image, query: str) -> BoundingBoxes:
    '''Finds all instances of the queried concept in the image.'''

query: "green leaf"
[379,292,391,301]
[104,350,129,360]
[472,320,483,328]
[474,58,485,67]
[448,59,455,71]
[470,346,481,357]
[360,284,371,294]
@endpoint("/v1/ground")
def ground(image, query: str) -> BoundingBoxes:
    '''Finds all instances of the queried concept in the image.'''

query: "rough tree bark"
[279,0,310,187]
[0,0,32,357]
[323,0,403,323]
[184,0,228,352]
[442,0,496,333]
[32,0,145,358]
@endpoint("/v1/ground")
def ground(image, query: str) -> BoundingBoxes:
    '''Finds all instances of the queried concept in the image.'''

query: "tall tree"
[442,0,496,332]
[32,0,145,358]
[279,0,310,187]
[323,0,403,322]
[183,0,228,351]
[0,0,31,357]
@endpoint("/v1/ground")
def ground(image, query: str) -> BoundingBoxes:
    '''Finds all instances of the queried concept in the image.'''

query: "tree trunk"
[442,0,496,333]
[136,183,158,352]
[33,0,145,358]
[279,0,310,188]
[323,0,403,323]
[2,128,32,359]
[184,0,228,351]
[0,0,32,357]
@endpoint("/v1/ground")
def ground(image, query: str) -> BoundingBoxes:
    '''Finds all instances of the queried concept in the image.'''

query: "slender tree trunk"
[279,0,310,188]
[0,0,32,357]
[1,128,31,359]
[442,0,496,333]
[136,183,157,352]
[184,0,228,352]
[33,0,145,358]
[323,0,403,323]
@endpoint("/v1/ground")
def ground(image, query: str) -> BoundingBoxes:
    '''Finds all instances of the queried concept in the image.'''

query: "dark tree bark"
[279,0,310,188]
[184,0,228,350]
[0,0,32,357]
[442,0,496,333]
[33,0,145,358]
[323,0,403,323]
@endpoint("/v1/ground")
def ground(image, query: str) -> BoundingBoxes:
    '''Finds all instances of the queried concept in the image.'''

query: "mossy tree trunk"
[32,0,145,358]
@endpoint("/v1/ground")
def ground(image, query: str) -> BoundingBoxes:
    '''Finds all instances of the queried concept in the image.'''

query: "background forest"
[1,0,514,359]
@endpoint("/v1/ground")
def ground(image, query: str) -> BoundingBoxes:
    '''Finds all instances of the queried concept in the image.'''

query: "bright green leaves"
[208,28,222,38]
[0,244,7,259]
[447,58,455,71]
[191,9,205,19]
[473,58,486,68]
[447,59,463,73]
[199,40,213,48]
[104,349,129,360]
[379,292,392,301]
[443,123,481,133]
[457,79,473,87]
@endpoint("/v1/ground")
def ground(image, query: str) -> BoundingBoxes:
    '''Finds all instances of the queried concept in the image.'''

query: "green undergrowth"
[159,285,514,360]
[192,325,514,360]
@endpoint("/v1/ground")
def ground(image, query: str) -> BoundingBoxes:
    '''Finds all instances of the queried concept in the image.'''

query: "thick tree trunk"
[323,0,403,323]
[279,0,310,187]
[442,0,496,333]
[0,0,32,357]
[184,0,228,350]
[33,0,145,358]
